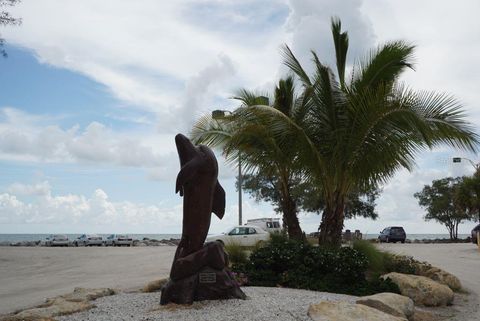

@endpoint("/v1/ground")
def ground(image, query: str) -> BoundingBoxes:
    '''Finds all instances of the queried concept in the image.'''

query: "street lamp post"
[452,157,480,171]
[212,109,243,225]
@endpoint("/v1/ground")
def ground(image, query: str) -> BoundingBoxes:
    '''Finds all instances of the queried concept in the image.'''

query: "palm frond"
[331,16,349,87]
[281,44,312,87]
[232,88,270,106]
[352,41,415,91]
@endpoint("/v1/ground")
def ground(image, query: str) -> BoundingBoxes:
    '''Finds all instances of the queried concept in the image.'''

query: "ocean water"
[0,234,182,243]
[364,233,470,240]
[0,233,470,243]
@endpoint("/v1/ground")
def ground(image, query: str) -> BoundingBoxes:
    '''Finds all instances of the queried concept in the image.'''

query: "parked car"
[73,234,103,247]
[378,226,406,243]
[206,225,270,246]
[105,234,133,246]
[246,218,282,233]
[471,224,480,244]
[45,234,70,247]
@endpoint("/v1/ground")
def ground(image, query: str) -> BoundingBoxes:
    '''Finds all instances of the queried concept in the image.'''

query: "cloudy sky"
[0,0,479,235]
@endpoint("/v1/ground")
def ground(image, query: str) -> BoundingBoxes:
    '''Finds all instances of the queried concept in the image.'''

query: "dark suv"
[471,224,480,244]
[378,226,406,243]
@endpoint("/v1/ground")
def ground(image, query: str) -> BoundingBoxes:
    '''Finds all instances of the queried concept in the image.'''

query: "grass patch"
[352,240,419,276]
[352,240,390,276]
[224,242,248,266]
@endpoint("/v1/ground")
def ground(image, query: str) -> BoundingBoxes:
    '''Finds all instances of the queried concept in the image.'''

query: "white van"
[245,218,282,233]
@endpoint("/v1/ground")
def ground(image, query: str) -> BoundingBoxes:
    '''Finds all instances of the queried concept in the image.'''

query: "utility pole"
[212,109,243,226]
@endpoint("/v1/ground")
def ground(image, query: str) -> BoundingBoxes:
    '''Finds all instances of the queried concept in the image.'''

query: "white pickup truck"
[246,218,282,234]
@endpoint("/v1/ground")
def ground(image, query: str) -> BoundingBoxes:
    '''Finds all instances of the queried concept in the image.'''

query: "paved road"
[0,246,176,315]
[379,243,480,320]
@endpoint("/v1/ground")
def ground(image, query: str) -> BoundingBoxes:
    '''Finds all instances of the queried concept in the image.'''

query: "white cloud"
[285,0,375,70]
[0,107,171,166]
[2,1,380,130]
[0,180,277,234]
[0,107,239,182]
[3,0,285,123]
[7,181,51,196]
[0,181,183,229]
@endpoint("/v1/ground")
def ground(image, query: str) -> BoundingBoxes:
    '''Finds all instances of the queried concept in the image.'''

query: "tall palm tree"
[195,17,477,246]
[191,77,306,240]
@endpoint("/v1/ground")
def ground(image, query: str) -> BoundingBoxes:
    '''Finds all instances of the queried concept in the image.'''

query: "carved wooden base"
[160,241,246,305]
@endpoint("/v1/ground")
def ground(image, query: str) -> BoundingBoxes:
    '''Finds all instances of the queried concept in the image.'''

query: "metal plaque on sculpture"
[199,272,216,284]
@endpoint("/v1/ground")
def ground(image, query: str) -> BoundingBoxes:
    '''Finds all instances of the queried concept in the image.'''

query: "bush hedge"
[233,234,399,296]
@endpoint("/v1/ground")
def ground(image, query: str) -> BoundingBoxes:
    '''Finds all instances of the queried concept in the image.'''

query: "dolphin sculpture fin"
[212,180,226,219]
[175,157,203,196]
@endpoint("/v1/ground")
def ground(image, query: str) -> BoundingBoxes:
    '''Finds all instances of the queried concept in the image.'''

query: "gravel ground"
[57,287,356,321]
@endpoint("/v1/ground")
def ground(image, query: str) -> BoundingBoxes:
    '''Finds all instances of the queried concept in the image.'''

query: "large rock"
[415,264,462,291]
[356,292,414,319]
[308,301,407,321]
[381,273,453,306]
[12,298,92,320]
[60,287,115,302]
[143,278,169,293]
[3,287,115,320]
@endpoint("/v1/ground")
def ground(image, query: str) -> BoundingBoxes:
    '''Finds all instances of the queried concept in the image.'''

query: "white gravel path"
[57,287,356,321]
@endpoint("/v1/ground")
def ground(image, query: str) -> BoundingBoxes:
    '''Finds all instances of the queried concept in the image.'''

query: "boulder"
[356,292,414,319]
[143,278,169,293]
[60,287,115,302]
[13,298,92,320]
[308,301,407,321]
[381,273,453,306]
[415,264,462,291]
[3,287,115,321]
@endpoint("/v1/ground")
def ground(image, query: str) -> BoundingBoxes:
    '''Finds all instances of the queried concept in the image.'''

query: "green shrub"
[224,242,248,266]
[384,254,418,274]
[233,234,398,296]
[354,277,400,295]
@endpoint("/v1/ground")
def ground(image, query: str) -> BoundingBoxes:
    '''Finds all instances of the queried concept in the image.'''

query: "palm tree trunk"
[278,171,303,240]
[282,197,302,240]
[319,193,345,246]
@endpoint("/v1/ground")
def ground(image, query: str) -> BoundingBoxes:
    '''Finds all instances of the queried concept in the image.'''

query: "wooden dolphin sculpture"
[160,134,245,305]
[174,133,225,259]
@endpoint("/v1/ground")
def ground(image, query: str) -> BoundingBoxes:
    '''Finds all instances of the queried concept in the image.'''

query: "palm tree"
[191,76,306,240]
[194,17,477,246]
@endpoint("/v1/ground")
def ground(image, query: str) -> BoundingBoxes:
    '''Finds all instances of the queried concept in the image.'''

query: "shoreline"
[0,238,181,247]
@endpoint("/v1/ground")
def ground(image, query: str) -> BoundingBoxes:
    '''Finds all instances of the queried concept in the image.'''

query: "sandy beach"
[1,243,479,318]
[0,246,176,315]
